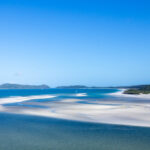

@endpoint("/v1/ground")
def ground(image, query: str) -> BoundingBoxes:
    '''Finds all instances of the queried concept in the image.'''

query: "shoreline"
[0,96,150,127]
[0,95,56,105]
[2,102,150,128]
[0,90,150,127]
[110,89,150,99]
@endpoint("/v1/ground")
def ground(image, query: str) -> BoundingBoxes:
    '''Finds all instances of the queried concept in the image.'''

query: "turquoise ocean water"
[0,89,150,150]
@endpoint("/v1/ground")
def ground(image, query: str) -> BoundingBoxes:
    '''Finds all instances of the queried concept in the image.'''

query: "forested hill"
[0,83,50,89]
[124,85,150,94]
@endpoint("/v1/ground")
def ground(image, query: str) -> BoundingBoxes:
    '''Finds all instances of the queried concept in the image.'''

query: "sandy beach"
[0,95,56,105]
[110,89,150,99]
[0,92,150,127]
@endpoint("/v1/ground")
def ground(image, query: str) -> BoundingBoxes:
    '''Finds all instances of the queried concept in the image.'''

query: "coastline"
[110,89,150,99]
[0,94,150,127]
[2,101,150,127]
[0,89,150,127]
[0,95,56,105]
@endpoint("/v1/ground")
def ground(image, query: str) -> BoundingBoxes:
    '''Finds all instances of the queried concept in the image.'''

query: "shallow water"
[0,88,117,98]
[0,89,150,149]
[0,88,119,107]
[0,113,150,150]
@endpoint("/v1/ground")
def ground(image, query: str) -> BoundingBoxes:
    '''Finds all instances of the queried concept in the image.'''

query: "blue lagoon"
[0,89,150,150]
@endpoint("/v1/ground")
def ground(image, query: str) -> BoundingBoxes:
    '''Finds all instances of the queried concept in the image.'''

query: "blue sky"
[0,0,150,87]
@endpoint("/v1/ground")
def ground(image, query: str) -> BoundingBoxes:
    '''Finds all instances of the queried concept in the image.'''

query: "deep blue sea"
[0,89,150,150]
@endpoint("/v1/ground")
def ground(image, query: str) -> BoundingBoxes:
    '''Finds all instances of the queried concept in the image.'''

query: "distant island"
[56,84,150,95]
[124,85,150,95]
[0,83,150,94]
[0,83,50,89]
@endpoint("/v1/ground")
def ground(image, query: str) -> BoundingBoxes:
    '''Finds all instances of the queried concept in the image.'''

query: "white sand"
[0,95,56,105]
[60,99,81,103]
[0,91,150,127]
[76,93,87,97]
[1,98,150,127]
[110,89,150,99]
